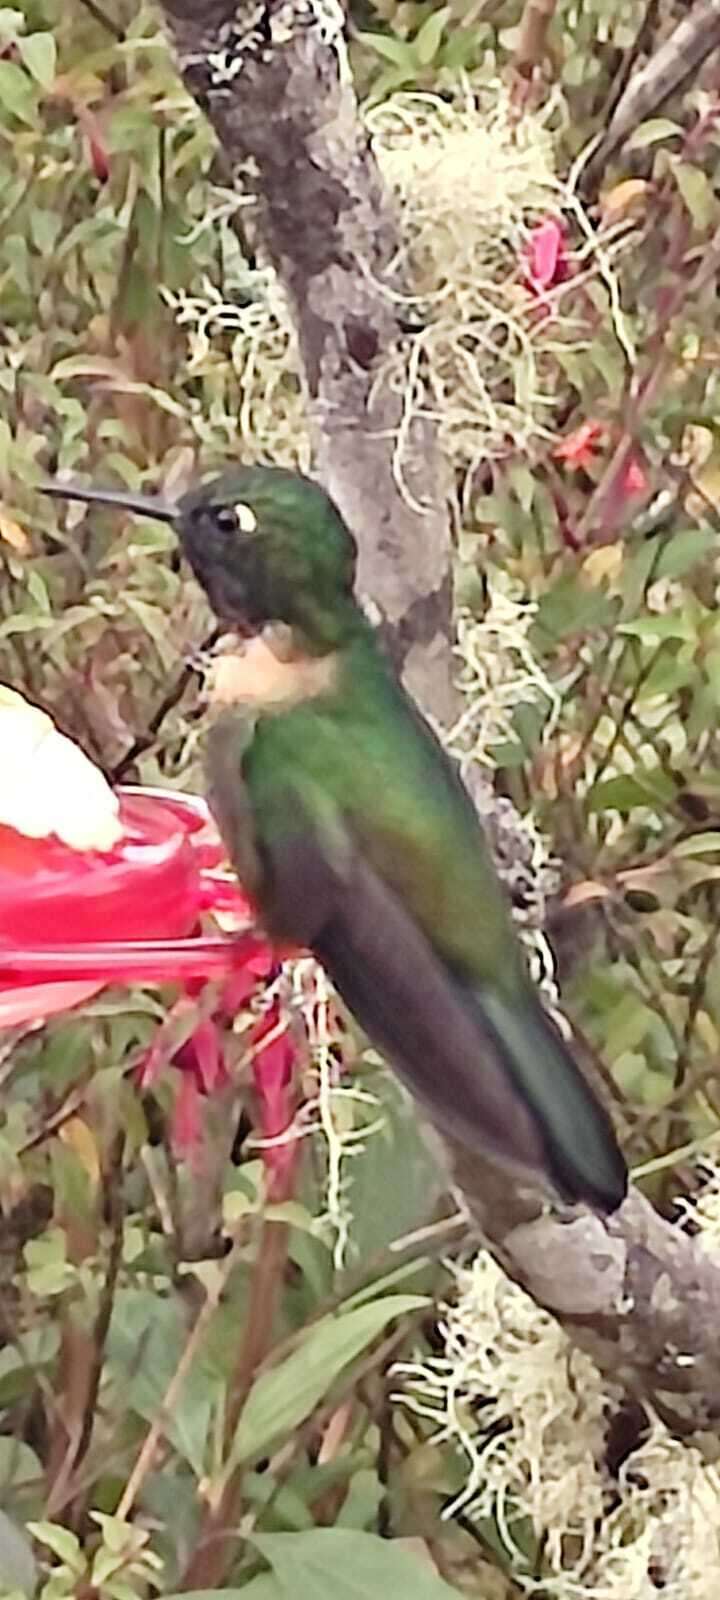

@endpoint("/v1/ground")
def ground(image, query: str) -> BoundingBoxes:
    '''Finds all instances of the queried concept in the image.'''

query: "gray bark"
[161,0,456,725]
[155,0,720,1436]
[449,1137,720,1438]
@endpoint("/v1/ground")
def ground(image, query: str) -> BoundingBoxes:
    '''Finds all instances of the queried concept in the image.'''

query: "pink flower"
[621,455,648,497]
[553,418,605,469]
[525,218,570,295]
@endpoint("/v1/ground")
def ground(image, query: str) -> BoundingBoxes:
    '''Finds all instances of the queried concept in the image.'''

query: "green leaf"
[616,613,695,643]
[29,208,62,255]
[0,61,38,125]
[27,1520,82,1570]
[414,6,451,66]
[655,527,716,580]
[16,32,56,89]
[673,832,720,857]
[251,1530,465,1600]
[628,118,683,149]
[507,460,535,516]
[0,608,55,638]
[587,772,676,814]
[347,1075,444,1259]
[356,31,414,68]
[534,576,615,641]
[231,1294,427,1466]
[26,569,49,612]
[0,1437,42,1490]
[107,1289,219,1474]
[0,1328,59,1406]
[0,1511,36,1596]
[23,1229,76,1297]
[123,595,173,659]
[164,1590,280,1600]
[674,163,715,229]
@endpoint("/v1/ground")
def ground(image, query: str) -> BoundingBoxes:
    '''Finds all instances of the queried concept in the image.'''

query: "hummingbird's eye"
[214,503,258,535]
[214,506,240,534]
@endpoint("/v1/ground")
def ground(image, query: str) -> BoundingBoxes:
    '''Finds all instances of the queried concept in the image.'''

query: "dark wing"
[205,709,265,904]
[276,830,624,1210]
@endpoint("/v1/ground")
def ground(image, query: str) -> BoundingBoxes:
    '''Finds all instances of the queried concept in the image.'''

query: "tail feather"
[476,987,626,1212]
[310,859,627,1213]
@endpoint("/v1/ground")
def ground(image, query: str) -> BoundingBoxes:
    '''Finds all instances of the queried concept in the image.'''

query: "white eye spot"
[234,501,257,533]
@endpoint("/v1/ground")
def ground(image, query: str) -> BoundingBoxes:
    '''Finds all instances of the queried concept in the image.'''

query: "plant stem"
[178,1215,290,1588]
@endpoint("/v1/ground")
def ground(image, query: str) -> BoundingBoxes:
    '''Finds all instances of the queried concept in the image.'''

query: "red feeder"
[0,788,256,1026]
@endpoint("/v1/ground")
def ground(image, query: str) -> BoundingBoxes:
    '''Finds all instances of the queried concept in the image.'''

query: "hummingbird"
[44,468,627,1211]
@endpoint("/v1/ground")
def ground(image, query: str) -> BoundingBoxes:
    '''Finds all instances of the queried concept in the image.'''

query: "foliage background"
[3,0,720,1594]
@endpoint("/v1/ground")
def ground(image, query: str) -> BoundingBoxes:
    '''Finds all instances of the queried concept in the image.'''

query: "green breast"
[243,635,525,991]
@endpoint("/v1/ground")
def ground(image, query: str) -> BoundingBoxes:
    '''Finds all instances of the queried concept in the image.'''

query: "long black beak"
[41,481,179,524]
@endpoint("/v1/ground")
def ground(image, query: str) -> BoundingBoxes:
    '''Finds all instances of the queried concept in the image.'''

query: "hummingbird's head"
[177,468,358,642]
[43,466,359,650]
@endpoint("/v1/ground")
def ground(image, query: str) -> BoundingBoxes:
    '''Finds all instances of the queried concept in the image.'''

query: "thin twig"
[510,0,559,94]
[116,1222,249,1522]
[179,1215,291,1587]
[674,891,720,1091]
[600,0,662,132]
[111,631,219,781]
[47,1134,126,1524]
[75,0,126,45]
[582,0,720,189]
[577,217,720,546]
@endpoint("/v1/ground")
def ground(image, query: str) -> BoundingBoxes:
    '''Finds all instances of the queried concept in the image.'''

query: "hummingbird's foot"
[184,634,238,675]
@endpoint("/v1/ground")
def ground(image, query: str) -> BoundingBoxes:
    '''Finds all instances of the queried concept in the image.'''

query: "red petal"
[0,935,262,985]
[252,1003,297,1148]
[76,107,110,184]
[553,419,604,467]
[527,218,567,290]
[172,1073,202,1152]
[179,1017,226,1094]
[88,131,110,184]
[0,979,103,1027]
[621,457,648,496]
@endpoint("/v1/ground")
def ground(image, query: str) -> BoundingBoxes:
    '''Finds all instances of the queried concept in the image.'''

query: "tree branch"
[158,0,456,724]
[447,1136,720,1437]
[582,0,720,192]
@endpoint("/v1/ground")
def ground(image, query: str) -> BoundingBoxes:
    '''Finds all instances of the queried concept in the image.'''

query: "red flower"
[553,423,649,505]
[250,999,298,1197]
[75,106,110,185]
[621,455,648,497]
[553,419,604,469]
[525,218,570,295]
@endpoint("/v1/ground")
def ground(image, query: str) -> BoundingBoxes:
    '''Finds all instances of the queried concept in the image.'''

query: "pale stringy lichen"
[162,82,628,490]
[285,959,384,1270]
[449,584,565,1021]
[395,1246,720,1598]
[160,273,310,472]
[242,958,384,1269]
[365,84,630,502]
[449,594,561,771]
[676,1163,720,1253]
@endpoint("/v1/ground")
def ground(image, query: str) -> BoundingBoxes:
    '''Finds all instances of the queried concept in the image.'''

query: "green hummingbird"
[44,468,626,1211]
